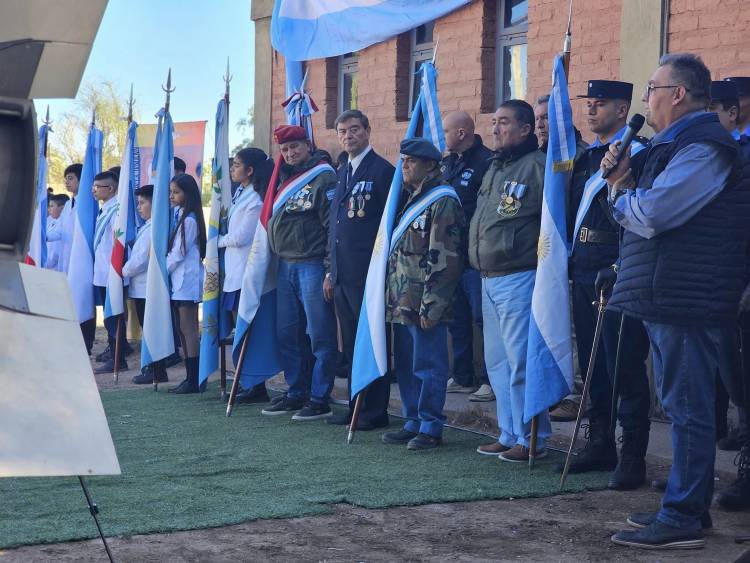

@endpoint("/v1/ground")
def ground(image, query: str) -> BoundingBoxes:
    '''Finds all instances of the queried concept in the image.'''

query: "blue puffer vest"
[608,112,750,326]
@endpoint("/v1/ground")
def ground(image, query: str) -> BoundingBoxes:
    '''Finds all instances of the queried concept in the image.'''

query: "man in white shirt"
[91,170,128,374]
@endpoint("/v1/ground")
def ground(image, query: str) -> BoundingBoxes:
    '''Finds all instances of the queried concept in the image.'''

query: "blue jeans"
[645,321,721,531]
[393,322,450,438]
[449,269,486,386]
[482,271,551,449]
[276,259,337,405]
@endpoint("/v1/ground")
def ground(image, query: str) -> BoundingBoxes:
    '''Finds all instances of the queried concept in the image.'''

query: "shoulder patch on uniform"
[326,189,336,201]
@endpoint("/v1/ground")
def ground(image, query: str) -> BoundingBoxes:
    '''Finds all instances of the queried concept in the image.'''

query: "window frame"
[495,0,529,105]
[408,22,436,116]
[338,52,359,115]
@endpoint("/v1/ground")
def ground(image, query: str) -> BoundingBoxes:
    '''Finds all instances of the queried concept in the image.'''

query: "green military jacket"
[468,136,546,276]
[386,172,465,325]
[267,150,338,262]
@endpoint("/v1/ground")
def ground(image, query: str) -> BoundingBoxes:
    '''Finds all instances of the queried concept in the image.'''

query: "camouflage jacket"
[385,171,465,325]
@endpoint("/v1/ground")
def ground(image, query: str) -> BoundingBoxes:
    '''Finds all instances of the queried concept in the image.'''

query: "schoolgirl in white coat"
[167,173,207,394]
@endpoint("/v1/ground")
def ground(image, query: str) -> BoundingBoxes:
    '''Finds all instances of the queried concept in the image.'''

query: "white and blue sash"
[94,201,119,250]
[390,185,459,251]
[572,140,646,247]
[272,162,336,217]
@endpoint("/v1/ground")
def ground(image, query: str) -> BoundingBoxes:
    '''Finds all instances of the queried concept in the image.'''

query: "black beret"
[399,137,443,162]
[725,77,750,97]
[577,80,633,102]
[134,184,154,197]
[711,80,739,102]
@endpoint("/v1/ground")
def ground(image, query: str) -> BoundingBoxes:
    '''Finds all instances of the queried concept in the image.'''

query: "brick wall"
[667,0,750,79]
[265,0,750,162]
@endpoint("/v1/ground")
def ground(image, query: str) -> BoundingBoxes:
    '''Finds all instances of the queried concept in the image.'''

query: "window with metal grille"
[408,21,436,116]
[496,0,528,104]
[338,52,359,114]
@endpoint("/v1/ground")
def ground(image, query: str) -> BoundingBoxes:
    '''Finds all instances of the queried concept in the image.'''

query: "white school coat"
[93,197,119,287]
[46,216,62,271]
[218,185,262,292]
[58,197,75,273]
[122,220,151,299]
[167,209,203,302]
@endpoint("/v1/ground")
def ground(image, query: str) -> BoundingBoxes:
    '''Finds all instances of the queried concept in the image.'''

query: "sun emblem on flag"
[537,231,551,262]
[203,271,220,294]
[373,230,385,256]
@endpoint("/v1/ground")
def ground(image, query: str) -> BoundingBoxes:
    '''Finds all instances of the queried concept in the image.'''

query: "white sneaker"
[446,378,475,393]
[469,383,495,402]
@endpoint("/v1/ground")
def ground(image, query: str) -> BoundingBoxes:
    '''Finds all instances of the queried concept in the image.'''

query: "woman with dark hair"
[219,147,273,403]
[167,173,207,394]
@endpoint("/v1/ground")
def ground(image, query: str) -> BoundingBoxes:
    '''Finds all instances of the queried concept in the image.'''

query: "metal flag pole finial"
[91,106,97,128]
[43,105,51,126]
[127,83,135,124]
[431,34,440,66]
[223,57,233,103]
[162,68,175,113]
[563,0,573,54]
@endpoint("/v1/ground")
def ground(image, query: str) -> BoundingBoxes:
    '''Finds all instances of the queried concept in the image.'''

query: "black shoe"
[627,511,713,533]
[554,423,617,474]
[261,397,304,416]
[270,392,288,405]
[611,521,705,550]
[122,341,134,357]
[716,447,750,511]
[718,434,744,452]
[407,433,442,450]
[95,345,112,363]
[164,352,182,368]
[170,357,200,394]
[382,429,418,444]
[326,413,352,426]
[235,386,270,404]
[168,379,190,393]
[291,402,332,421]
[94,358,128,374]
[652,478,668,492]
[609,458,647,490]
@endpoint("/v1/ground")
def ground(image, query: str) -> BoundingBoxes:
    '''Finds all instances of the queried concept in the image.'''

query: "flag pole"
[529,0,574,470]
[226,331,249,417]
[219,59,232,401]
[162,68,175,113]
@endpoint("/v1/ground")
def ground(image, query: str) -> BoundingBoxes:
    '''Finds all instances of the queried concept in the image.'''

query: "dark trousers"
[572,281,650,431]
[645,321,720,531]
[448,269,487,386]
[96,286,127,360]
[333,283,390,425]
[133,297,166,375]
[80,318,96,355]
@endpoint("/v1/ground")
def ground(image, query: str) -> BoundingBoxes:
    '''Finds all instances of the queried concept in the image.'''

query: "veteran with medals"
[380,138,465,451]
[325,110,395,429]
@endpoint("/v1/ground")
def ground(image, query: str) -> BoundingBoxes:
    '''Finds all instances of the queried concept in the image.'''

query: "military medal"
[304,201,312,210]
[347,197,355,218]
[357,209,365,218]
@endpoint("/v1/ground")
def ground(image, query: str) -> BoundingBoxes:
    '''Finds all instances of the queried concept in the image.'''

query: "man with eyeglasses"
[325,109,395,430]
[602,53,750,550]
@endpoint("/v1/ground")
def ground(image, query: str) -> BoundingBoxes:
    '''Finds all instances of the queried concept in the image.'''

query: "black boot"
[555,422,617,474]
[716,446,750,511]
[608,428,649,490]
[172,357,200,394]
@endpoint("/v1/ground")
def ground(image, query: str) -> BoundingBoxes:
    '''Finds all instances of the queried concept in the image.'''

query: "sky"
[34,0,255,152]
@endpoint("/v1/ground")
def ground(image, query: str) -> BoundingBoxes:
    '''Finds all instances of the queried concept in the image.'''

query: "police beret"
[711,80,739,102]
[577,80,633,102]
[725,77,750,97]
[399,138,443,162]
[134,184,154,197]
[274,125,308,145]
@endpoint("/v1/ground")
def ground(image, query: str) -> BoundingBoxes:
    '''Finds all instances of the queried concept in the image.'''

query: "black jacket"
[328,148,395,285]
[441,134,493,223]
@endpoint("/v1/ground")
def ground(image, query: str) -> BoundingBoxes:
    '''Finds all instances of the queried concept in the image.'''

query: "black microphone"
[602,113,645,179]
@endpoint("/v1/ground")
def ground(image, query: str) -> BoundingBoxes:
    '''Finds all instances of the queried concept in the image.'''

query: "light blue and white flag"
[105,120,140,319]
[26,123,50,268]
[351,61,444,398]
[524,54,576,423]
[67,123,103,322]
[271,0,470,60]
[199,98,233,385]
[141,110,176,368]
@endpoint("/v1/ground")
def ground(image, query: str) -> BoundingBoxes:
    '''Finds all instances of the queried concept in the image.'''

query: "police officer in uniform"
[325,110,395,429]
[725,77,750,139]
[558,80,652,491]
[441,111,493,397]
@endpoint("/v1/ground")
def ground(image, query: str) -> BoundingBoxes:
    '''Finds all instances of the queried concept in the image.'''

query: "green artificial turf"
[0,385,609,548]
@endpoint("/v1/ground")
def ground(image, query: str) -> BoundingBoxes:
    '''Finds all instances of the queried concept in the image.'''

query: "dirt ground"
[4,336,748,562]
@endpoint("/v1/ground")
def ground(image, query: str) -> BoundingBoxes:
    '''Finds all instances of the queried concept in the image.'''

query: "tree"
[232,106,254,154]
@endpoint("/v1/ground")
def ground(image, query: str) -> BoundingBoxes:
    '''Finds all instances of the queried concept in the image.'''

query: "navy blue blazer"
[328,148,395,285]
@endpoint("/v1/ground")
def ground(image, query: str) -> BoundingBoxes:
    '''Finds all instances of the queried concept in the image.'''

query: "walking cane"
[560,290,608,490]
[608,314,626,437]
[226,331,249,417]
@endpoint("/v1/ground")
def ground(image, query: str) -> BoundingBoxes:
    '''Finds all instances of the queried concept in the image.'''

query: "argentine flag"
[25,123,50,268]
[67,124,103,323]
[105,121,140,319]
[199,98,233,385]
[271,0,470,60]
[523,54,576,422]
[141,111,176,368]
[351,61,445,398]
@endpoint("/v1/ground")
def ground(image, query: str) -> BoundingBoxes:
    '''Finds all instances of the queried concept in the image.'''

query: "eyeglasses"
[643,84,689,100]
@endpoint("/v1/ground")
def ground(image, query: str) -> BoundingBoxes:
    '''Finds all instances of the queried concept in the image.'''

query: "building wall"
[260,0,750,160]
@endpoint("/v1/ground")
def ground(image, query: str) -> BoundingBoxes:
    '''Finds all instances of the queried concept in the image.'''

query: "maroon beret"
[274,125,308,145]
